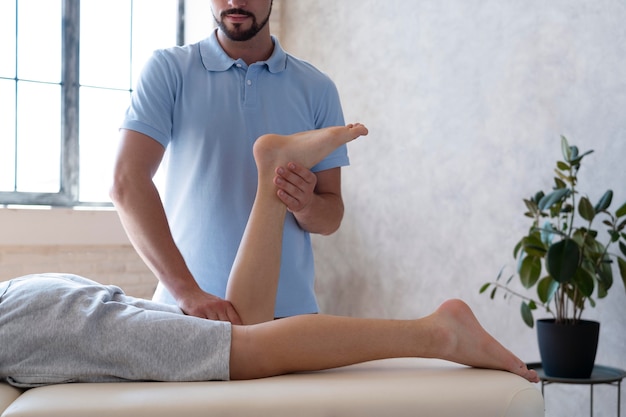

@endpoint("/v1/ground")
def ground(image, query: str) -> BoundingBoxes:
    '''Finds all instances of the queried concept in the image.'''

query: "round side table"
[527,362,626,417]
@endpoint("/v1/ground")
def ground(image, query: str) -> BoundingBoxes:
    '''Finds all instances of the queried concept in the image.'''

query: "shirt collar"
[200,29,287,73]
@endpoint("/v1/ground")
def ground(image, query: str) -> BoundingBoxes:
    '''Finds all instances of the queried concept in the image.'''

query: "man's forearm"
[293,191,344,235]
[110,177,200,300]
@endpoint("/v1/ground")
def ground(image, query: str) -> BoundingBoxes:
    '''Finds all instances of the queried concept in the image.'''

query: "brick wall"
[0,245,157,299]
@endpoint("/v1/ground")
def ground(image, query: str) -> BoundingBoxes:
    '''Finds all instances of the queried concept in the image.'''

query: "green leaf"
[490,287,497,299]
[513,239,523,259]
[556,161,569,171]
[537,276,558,304]
[554,178,566,189]
[609,230,621,243]
[554,169,570,184]
[581,257,597,277]
[538,188,569,211]
[522,233,547,258]
[620,241,626,258]
[546,239,581,283]
[596,259,613,298]
[521,302,534,328]
[573,267,594,297]
[578,196,595,222]
[561,136,571,161]
[523,199,538,215]
[618,258,626,293]
[569,149,594,166]
[495,266,505,281]
[479,283,490,294]
[594,190,613,213]
[616,201,626,218]
[519,255,541,289]
[572,228,586,248]
[540,222,556,246]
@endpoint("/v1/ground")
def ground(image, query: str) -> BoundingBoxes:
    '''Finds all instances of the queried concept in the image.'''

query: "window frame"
[0,0,184,207]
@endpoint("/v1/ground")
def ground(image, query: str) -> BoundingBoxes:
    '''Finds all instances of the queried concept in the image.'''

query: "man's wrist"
[293,193,343,235]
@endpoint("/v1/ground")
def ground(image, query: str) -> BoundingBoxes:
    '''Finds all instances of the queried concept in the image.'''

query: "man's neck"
[216,29,274,65]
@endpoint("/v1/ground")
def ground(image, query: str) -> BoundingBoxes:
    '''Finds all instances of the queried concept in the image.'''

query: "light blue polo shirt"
[121,30,348,317]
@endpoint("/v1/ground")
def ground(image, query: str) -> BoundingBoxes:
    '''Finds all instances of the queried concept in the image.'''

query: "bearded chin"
[216,11,271,42]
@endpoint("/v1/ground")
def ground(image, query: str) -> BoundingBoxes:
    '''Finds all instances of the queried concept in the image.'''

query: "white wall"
[0,208,128,246]
[280,1,626,416]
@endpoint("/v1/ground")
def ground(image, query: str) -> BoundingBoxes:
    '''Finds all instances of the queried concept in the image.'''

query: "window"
[0,0,182,207]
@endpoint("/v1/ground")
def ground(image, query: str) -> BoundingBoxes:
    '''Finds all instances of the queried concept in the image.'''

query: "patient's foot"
[253,123,368,171]
[428,299,539,383]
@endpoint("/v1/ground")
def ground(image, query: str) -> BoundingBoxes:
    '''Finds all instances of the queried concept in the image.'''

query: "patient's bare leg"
[225,124,368,324]
[226,123,538,383]
[230,299,539,383]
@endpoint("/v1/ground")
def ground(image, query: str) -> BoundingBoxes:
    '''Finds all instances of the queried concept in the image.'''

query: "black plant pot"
[536,319,600,378]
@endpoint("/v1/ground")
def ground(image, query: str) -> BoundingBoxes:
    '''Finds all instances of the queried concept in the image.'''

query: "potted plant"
[480,136,626,378]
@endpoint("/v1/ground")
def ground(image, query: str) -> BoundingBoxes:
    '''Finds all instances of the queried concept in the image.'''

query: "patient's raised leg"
[225,124,368,324]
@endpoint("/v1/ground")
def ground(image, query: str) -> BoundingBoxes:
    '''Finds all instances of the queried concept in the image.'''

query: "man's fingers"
[226,307,243,325]
[205,311,219,321]
[274,163,317,213]
[277,189,298,209]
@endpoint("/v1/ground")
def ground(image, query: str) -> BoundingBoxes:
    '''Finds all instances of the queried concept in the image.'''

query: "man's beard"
[214,6,272,42]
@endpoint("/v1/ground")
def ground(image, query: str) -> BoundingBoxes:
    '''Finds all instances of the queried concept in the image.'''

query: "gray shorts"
[0,273,231,387]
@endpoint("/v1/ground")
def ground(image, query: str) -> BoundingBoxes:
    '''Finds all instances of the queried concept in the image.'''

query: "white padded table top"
[0,383,21,416]
[1,358,544,417]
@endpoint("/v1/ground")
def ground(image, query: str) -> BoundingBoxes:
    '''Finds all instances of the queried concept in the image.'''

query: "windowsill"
[0,207,130,246]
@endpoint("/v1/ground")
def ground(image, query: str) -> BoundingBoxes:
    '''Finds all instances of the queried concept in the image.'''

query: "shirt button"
[236,63,242,68]
[246,80,252,86]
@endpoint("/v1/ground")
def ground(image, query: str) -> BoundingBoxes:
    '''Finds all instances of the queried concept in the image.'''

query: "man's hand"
[178,290,242,324]
[274,162,317,214]
[274,164,344,235]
